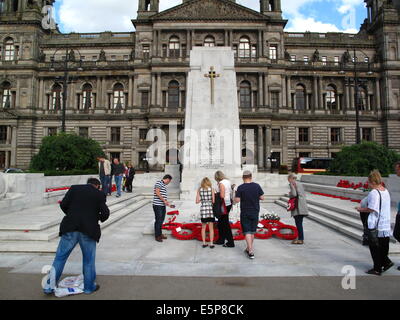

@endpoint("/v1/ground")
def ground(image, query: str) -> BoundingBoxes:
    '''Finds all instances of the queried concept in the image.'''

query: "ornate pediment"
[151,0,268,21]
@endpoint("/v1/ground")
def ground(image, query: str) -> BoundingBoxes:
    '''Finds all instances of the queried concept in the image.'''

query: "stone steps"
[0,194,151,253]
[275,196,399,248]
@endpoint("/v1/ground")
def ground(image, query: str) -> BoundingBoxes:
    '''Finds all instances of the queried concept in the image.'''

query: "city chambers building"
[0,0,399,172]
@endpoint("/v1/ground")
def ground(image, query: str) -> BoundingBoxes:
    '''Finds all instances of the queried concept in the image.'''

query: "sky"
[53,0,367,34]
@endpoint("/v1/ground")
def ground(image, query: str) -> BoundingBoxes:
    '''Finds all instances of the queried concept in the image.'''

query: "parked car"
[4,168,24,174]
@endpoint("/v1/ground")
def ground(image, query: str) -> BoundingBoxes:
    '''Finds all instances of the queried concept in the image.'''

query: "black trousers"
[125,177,133,192]
[369,237,392,272]
[216,205,234,246]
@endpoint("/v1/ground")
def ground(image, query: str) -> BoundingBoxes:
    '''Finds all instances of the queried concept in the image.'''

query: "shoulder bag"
[366,190,382,247]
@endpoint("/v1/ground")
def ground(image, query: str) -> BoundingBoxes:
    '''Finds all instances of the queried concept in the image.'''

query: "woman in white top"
[356,170,393,276]
[214,171,235,248]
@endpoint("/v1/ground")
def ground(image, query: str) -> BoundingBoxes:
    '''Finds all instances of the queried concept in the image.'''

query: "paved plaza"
[0,196,399,300]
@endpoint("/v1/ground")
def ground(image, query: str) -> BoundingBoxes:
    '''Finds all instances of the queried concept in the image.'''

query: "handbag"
[213,192,228,218]
[287,183,299,212]
[287,197,298,211]
[365,190,382,246]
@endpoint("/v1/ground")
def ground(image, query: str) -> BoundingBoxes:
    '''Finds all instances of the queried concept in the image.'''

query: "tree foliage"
[30,133,105,172]
[328,142,400,177]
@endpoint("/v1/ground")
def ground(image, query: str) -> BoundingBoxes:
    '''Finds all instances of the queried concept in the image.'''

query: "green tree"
[30,133,105,173]
[328,141,400,177]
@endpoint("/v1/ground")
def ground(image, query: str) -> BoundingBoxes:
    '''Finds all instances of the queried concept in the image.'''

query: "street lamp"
[49,47,83,133]
[339,48,373,144]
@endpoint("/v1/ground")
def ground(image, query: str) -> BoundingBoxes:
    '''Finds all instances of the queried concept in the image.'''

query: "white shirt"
[217,179,232,206]
[367,189,392,237]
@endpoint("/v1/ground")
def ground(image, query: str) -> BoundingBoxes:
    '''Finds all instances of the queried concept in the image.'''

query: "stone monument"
[180,47,242,199]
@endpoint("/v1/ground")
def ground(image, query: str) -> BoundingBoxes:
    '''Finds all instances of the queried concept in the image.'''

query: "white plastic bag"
[55,287,84,298]
[55,274,84,298]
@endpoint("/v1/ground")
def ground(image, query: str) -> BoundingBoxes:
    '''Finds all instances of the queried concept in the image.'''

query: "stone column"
[39,78,44,110]
[318,76,323,110]
[350,85,355,109]
[265,126,271,169]
[264,72,269,107]
[258,30,263,58]
[96,76,102,109]
[133,74,139,107]
[157,73,162,106]
[224,30,228,46]
[16,80,20,108]
[128,76,133,108]
[258,73,264,107]
[191,30,195,50]
[69,81,76,110]
[6,126,11,145]
[313,76,318,111]
[282,126,288,165]
[286,76,292,109]
[258,125,264,168]
[10,126,17,167]
[281,75,287,107]
[375,78,381,111]
[345,80,350,111]
[102,77,107,109]
[229,30,233,46]
[132,126,139,167]
[151,73,156,105]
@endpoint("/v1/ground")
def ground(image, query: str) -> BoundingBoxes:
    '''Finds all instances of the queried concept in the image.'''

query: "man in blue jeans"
[153,175,174,242]
[43,178,110,295]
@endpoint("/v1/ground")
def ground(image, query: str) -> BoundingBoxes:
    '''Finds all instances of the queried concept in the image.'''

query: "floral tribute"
[163,212,298,241]
[336,180,385,192]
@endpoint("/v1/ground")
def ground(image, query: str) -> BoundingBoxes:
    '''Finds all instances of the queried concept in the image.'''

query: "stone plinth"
[181,47,242,198]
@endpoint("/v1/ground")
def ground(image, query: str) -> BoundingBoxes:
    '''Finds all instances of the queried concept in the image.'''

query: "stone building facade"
[0,0,399,171]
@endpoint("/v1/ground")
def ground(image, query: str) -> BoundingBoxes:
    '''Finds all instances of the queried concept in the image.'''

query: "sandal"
[202,244,209,248]
[209,245,215,249]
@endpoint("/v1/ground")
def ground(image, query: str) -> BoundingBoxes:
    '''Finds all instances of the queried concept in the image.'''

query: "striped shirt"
[153,180,168,206]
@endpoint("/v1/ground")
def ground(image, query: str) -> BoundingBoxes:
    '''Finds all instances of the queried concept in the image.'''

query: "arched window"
[82,83,93,109]
[1,82,11,109]
[168,80,180,108]
[51,84,62,110]
[326,85,337,110]
[113,83,124,109]
[295,84,306,110]
[204,36,215,47]
[169,36,180,58]
[239,37,250,58]
[240,81,251,108]
[358,87,368,111]
[4,38,15,61]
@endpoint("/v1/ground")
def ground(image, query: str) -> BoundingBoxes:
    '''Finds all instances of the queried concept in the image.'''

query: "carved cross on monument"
[204,66,220,105]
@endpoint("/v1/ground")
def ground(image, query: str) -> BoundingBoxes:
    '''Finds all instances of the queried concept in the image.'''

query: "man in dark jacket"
[43,178,110,295]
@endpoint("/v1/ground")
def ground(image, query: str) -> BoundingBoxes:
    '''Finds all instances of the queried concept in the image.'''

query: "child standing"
[196,178,216,248]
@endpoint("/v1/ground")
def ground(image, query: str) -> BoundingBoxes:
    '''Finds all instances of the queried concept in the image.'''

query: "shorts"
[240,213,259,235]
[201,217,215,223]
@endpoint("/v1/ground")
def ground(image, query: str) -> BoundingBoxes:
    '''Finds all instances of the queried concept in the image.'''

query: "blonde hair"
[214,171,226,182]
[368,170,383,186]
[201,177,212,189]
[288,173,298,180]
